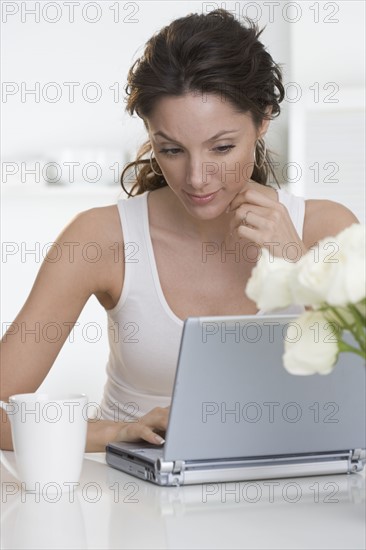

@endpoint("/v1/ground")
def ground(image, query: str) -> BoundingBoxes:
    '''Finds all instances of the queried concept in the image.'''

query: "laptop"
[106,314,366,486]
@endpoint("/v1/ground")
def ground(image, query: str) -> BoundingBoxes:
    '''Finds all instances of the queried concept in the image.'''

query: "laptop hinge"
[350,448,366,472]
[173,460,184,474]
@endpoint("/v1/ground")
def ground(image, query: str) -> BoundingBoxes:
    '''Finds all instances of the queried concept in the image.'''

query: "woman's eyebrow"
[153,129,240,144]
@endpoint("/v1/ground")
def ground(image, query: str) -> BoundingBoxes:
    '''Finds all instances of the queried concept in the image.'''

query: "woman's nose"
[185,157,212,191]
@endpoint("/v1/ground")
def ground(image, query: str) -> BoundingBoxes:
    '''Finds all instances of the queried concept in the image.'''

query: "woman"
[0,9,358,451]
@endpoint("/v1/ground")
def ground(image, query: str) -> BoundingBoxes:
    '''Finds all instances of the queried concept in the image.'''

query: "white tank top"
[99,187,306,420]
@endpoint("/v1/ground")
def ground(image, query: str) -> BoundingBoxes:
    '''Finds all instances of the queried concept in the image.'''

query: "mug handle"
[0,401,19,480]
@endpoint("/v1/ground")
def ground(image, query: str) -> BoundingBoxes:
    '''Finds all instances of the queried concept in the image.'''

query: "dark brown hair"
[121,8,284,197]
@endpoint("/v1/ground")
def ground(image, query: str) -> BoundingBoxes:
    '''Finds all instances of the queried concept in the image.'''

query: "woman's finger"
[230,206,269,234]
[227,188,279,212]
[117,421,165,445]
[237,210,262,230]
[139,425,165,445]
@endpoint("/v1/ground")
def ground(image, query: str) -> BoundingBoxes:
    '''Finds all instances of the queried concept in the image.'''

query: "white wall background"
[288,0,365,219]
[1,1,365,404]
[1,0,292,173]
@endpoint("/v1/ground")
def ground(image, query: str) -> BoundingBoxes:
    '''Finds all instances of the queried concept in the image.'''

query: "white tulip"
[245,248,294,311]
[283,311,339,375]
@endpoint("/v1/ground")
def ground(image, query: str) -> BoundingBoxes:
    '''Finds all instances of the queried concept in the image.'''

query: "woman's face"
[145,92,270,219]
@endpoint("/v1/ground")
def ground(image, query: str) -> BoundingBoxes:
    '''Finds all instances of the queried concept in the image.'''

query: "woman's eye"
[159,148,181,156]
[158,144,235,156]
[215,145,235,153]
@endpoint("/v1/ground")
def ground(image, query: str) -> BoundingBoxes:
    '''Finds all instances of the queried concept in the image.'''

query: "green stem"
[324,305,366,355]
[338,339,366,359]
[326,305,352,330]
[348,303,366,331]
[345,305,366,351]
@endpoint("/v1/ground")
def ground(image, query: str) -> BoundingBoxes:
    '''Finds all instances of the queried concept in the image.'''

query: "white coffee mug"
[0,393,88,492]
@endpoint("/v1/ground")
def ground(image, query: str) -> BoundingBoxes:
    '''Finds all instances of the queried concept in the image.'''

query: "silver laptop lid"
[163,314,366,462]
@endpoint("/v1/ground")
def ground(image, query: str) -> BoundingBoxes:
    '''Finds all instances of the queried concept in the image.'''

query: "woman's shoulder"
[63,204,124,275]
[65,204,125,309]
[303,198,359,248]
[70,204,123,244]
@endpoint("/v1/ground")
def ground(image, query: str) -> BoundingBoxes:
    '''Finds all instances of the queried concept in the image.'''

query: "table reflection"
[1,453,365,550]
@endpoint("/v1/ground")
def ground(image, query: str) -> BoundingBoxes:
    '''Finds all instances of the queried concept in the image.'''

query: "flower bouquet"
[246,223,366,375]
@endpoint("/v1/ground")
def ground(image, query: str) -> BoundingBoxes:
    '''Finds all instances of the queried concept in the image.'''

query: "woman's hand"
[117,406,169,444]
[86,406,170,452]
[227,188,308,260]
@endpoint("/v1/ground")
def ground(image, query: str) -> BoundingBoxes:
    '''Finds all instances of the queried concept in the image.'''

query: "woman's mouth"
[185,189,220,205]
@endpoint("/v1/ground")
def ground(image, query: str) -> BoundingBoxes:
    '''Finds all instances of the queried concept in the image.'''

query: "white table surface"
[1,451,365,550]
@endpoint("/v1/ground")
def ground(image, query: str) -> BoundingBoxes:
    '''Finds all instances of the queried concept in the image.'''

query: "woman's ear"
[258,106,272,138]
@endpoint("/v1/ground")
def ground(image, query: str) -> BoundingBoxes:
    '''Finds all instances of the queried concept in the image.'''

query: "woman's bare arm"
[0,207,117,448]
[2,210,102,392]
[1,206,169,451]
